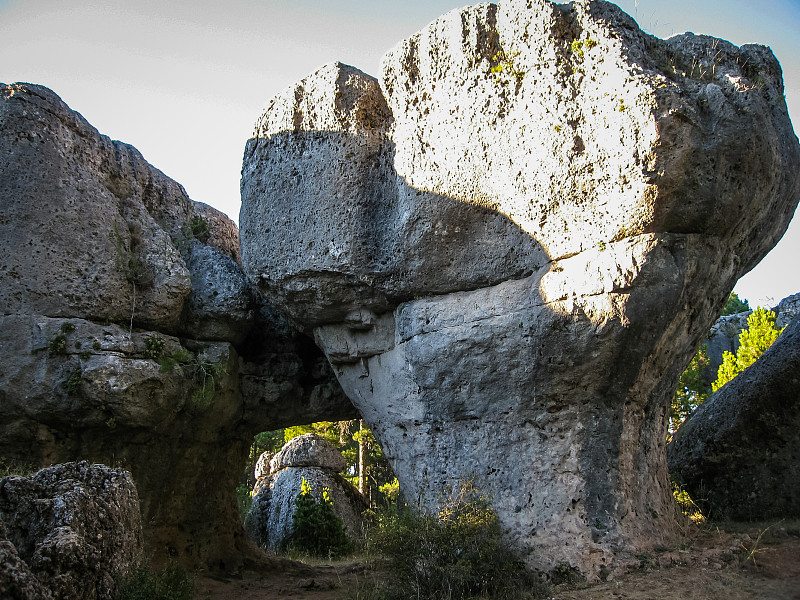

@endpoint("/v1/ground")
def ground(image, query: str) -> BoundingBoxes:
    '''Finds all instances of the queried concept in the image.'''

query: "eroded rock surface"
[240,0,800,577]
[0,462,142,600]
[245,434,366,550]
[668,316,800,520]
[0,82,354,570]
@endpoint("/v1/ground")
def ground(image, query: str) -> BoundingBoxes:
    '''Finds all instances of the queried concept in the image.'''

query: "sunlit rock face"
[0,83,354,570]
[240,0,800,578]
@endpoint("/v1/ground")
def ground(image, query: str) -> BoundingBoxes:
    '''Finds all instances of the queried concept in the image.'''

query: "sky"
[1,0,798,307]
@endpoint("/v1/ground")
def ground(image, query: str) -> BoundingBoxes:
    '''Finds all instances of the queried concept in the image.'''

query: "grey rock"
[181,241,256,344]
[270,433,348,472]
[245,436,366,550]
[0,82,355,571]
[240,0,800,578]
[0,538,55,600]
[775,292,800,328]
[0,462,142,600]
[668,316,800,520]
[254,452,273,481]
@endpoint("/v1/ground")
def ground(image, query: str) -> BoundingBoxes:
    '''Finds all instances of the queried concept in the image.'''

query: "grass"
[115,563,194,600]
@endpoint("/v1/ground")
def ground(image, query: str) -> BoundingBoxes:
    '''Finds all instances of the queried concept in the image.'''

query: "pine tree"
[712,307,784,392]
[669,344,711,437]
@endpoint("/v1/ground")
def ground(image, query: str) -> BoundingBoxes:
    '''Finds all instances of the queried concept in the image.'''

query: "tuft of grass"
[0,457,36,478]
[115,563,194,600]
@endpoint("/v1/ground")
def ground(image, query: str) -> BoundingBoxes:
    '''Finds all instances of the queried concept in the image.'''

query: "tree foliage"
[712,307,784,392]
[669,344,711,437]
[240,420,397,510]
[284,477,351,558]
[721,291,750,316]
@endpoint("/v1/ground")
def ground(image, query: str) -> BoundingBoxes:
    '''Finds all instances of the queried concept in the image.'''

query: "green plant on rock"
[63,367,82,395]
[143,335,165,360]
[490,49,525,82]
[48,323,75,357]
[158,348,226,407]
[188,215,210,243]
[0,457,36,478]
[284,477,351,558]
[569,38,597,61]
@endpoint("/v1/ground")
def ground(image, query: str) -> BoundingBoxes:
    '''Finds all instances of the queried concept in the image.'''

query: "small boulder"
[0,461,143,600]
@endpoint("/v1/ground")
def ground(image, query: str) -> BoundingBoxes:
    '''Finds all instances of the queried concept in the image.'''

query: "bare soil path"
[194,525,800,600]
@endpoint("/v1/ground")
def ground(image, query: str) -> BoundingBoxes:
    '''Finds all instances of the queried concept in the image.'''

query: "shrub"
[284,478,351,558]
[115,563,193,600]
[144,335,165,360]
[360,480,546,600]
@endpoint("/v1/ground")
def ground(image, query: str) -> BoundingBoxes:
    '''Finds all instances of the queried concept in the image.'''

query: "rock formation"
[245,434,367,550]
[0,82,355,570]
[668,315,800,520]
[240,0,800,577]
[0,462,142,600]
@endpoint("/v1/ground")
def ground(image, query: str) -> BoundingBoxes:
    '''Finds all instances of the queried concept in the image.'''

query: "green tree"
[721,291,750,316]
[284,477,351,558]
[712,307,784,392]
[669,344,711,437]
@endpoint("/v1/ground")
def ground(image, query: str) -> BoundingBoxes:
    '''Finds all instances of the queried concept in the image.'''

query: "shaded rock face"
[244,434,366,549]
[240,0,800,577]
[0,83,355,570]
[0,462,142,600]
[668,316,800,520]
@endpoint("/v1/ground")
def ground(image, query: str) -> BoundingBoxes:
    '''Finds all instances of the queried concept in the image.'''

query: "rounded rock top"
[269,433,347,473]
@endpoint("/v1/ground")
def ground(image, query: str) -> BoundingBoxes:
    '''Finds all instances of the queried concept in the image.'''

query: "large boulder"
[0,82,355,570]
[668,316,800,520]
[245,434,367,550]
[0,462,142,600]
[240,0,800,578]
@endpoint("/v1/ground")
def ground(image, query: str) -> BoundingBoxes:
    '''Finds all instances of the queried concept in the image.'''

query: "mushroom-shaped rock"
[240,0,800,578]
[245,435,365,550]
[270,433,348,473]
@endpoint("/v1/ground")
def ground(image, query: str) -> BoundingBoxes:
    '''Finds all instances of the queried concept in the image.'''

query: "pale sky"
[2,0,798,307]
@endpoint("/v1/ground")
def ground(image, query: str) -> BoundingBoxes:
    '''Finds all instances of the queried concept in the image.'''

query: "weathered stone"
[245,436,366,550]
[775,292,800,328]
[0,462,142,600]
[270,433,348,472]
[0,82,355,571]
[0,538,55,600]
[240,0,800,577]
[254,452,273,481]
[181,241,256,344]
[668,316,800,520]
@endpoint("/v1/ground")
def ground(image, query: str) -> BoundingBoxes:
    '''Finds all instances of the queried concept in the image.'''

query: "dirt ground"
[193,523,800,600]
